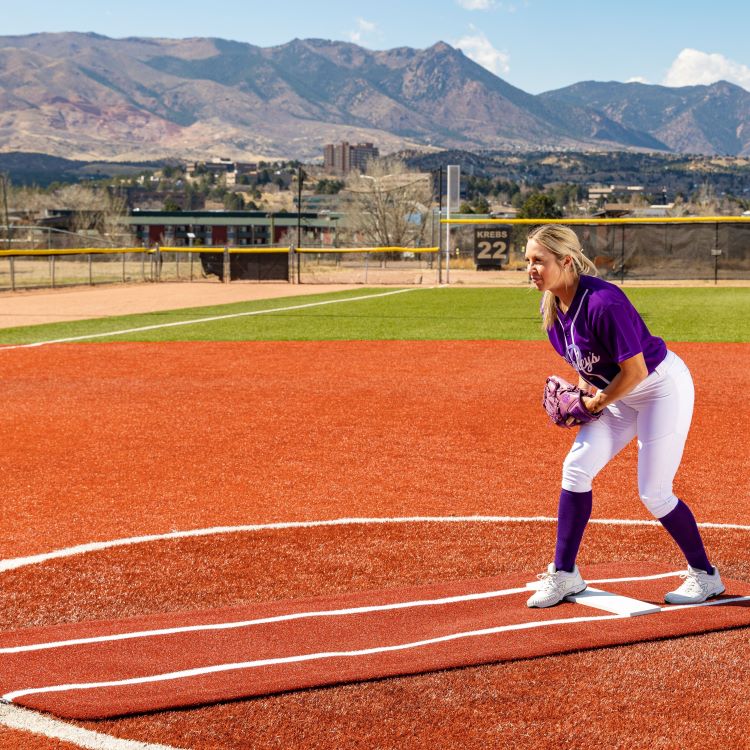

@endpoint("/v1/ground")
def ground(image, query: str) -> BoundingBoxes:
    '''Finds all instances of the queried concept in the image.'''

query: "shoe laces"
[676,569,710,595]
[536,569,566,595]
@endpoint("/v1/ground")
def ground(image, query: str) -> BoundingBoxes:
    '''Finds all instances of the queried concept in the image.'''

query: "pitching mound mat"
[2,562,749,719]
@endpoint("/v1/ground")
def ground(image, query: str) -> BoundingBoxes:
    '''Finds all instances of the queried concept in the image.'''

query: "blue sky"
[4,0,750,94]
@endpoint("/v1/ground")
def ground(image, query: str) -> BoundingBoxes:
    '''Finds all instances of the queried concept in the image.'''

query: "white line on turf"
[1,516,748,573]
[0,287,425,350]
[0,586,531,654]
[1,569,699,654]
[5,593,750,704]
[0,703,183,750]
[0,571,691,655]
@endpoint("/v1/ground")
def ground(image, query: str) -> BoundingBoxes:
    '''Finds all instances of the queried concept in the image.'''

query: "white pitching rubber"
[566,587,661,616]
[524,582,661,616]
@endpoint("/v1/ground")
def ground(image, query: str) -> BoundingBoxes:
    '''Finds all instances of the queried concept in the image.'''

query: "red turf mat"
[1,562,749,719]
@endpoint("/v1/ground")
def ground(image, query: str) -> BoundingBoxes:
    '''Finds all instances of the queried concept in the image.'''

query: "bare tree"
[53,184,127,240]
[343,159,433,248]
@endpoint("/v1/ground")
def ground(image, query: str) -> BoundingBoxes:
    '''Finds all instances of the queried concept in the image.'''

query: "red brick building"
[323,142,379,174]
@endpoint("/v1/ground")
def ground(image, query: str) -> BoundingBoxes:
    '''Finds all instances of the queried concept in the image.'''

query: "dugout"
[199,249,290,281]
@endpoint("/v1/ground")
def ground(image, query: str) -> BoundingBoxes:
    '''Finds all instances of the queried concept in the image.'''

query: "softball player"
[524,224,724,608]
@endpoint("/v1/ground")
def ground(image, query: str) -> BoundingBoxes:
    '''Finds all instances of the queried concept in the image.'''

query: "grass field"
[1,286,748,345]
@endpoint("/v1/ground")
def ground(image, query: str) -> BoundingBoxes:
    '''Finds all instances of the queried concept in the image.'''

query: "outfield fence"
[444,217,750,283]
[295,247,439,285]
[2,217,750,291]
[0,246,442,291]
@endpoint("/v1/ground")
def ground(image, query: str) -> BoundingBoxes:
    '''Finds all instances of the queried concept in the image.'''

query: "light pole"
[297,165,305,250]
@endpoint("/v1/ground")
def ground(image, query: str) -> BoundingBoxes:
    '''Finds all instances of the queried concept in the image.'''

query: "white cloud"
[348,18,377,44]
[626,76,649,84]
[456,0,495,9]
[454,27,510,76]
[664,48,750,91]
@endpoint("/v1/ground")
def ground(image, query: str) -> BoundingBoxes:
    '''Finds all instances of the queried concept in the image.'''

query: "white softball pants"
[561,351,694,518]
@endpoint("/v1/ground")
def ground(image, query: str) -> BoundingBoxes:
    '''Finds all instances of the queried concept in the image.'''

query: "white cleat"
[526,563,587,608]
[664,565,725,605]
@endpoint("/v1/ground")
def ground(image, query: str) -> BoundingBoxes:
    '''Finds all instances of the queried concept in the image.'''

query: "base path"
[1,562,748,719]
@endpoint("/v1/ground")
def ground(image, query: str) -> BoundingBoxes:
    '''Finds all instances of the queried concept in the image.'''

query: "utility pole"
[0,173,10,249]
[437,166,443,284]
[297,165,306,250]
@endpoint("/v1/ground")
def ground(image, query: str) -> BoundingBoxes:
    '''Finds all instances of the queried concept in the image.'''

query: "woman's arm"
[583,352,649,413]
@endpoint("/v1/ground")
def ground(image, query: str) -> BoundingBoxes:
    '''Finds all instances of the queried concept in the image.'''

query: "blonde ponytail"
[528,224,597,331]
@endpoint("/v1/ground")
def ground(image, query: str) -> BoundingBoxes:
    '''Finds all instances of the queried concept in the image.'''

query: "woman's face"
[525,238,568,293]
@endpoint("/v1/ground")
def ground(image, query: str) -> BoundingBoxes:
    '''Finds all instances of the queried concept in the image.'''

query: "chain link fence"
[447,219,750,283]
[2,220,749,291]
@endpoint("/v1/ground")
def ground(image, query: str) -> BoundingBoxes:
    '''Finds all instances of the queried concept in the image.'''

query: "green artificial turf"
[0,286,747,345]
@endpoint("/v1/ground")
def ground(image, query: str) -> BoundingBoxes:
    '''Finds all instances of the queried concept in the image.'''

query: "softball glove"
[542,375,602,428]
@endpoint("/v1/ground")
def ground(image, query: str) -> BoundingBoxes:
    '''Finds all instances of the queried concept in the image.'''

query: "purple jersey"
[547,275,667,388]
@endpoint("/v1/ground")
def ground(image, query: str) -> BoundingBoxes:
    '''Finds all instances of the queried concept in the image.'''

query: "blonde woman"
[524,224,723,608]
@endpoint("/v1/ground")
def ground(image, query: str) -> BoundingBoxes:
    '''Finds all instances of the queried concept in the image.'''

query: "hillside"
[0,33,748,160]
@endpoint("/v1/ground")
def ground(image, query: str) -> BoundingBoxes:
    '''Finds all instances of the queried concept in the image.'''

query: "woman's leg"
[631,355,712,566]
[554,488,592,572]
[528,403,638,609]
[627,353,723,601]
[556,403,638,570]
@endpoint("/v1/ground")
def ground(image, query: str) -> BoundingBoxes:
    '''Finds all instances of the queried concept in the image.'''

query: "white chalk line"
[0,287,424,350]
[0,703,183,750]
[0,570,690,655]
[0,585,529,654]
[5,590,750,704]
[0,570,686,655]
[2,515,748,573]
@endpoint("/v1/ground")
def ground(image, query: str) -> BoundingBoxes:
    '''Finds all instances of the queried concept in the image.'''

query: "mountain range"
[1,32,749,162]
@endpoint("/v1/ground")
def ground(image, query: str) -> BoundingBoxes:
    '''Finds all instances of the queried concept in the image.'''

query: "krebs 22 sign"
[474,226,510,269]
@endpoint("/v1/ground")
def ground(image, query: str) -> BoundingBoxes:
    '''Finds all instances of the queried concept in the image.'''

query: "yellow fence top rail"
[442,216,750,225]
[158,246,289,254]
[0,245,439,257]
[296,246,439,254]
[0,247,148,257]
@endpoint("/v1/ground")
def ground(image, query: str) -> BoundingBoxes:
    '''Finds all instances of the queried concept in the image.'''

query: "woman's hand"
[584,353,649,413]
[583,393,606,414]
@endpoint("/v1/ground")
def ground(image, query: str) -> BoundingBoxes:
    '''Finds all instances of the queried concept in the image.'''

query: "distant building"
[323,142,379,174]
[125,209,341,248]
[187,158,259,185]
[587,183,644,205]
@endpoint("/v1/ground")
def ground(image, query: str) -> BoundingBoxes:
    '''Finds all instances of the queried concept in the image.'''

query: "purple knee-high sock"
[659,499,713,574]
[554,489,592,573]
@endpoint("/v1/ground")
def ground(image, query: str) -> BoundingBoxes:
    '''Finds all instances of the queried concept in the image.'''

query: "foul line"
[0,703,183,750]
[0,287,424,350]
[5,592,749,704]
[2,515,748,574]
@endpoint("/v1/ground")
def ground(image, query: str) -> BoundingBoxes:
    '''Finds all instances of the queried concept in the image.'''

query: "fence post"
[714,222,720,286]
[122,250,126,283]
[223,246,230,284]
[51,254,56,289]
[156,245,162,282]
[10,255,15,292]
[88,253,93,286]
